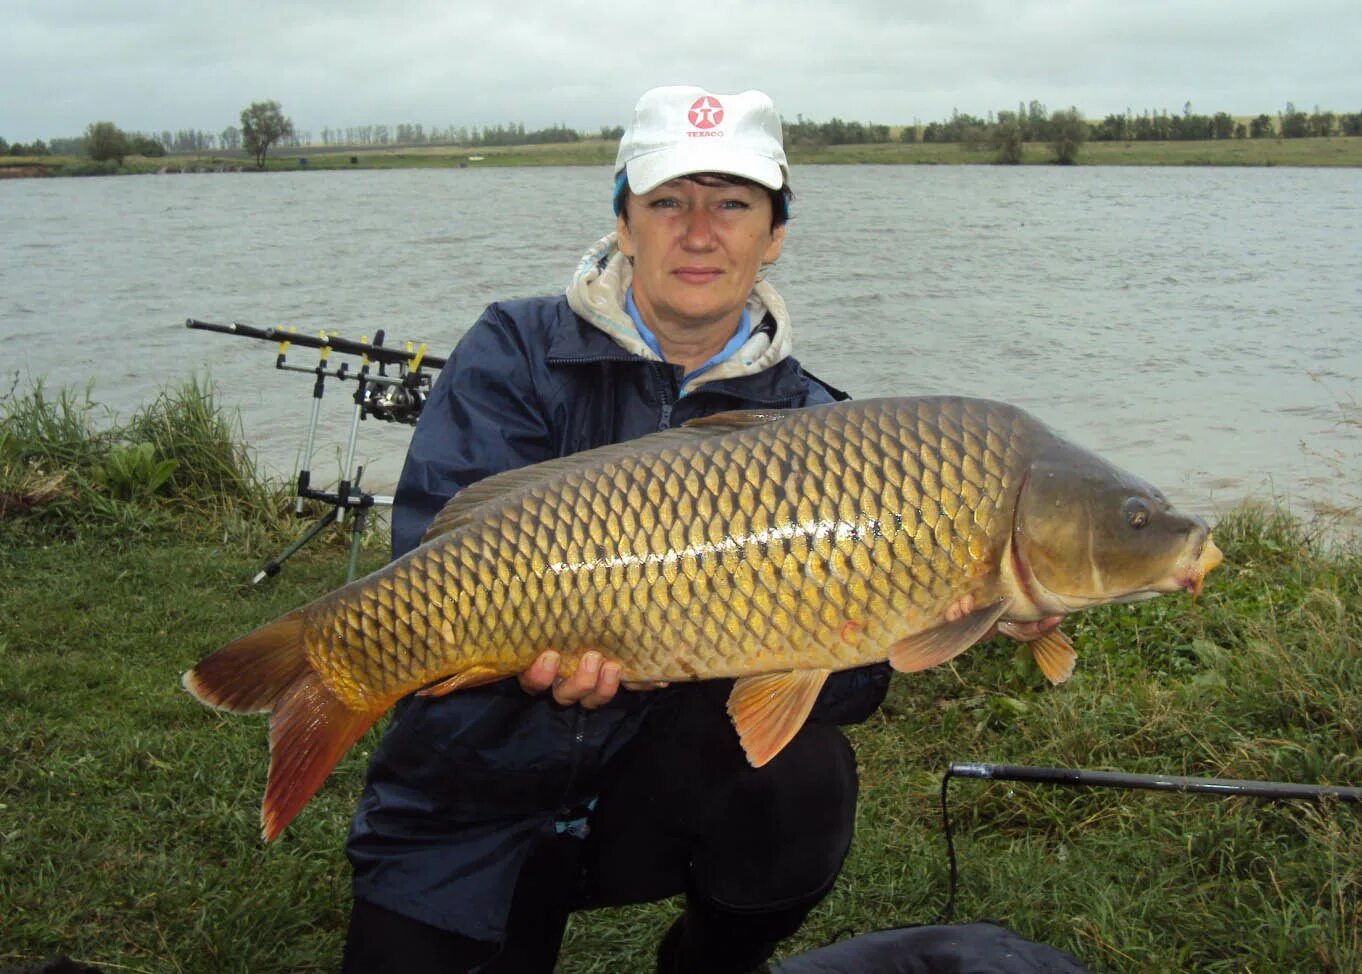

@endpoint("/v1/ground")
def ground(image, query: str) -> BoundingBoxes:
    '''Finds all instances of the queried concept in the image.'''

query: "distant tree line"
[468,123,581,146]
[882,99,1360,164]
[1,138,42,155]
[783,116,894,147]
[6,99,1359,164]
[1,127,255,157]
[892,101,1362,146]
[1087,102,1361,141]
[310,122,625,147]
[915,102,1056,145]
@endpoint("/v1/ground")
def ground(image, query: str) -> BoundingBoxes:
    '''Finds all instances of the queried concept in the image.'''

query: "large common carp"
[184,397,1222,840]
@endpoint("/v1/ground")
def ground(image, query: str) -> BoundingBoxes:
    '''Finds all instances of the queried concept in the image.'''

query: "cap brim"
[625,146,785,195]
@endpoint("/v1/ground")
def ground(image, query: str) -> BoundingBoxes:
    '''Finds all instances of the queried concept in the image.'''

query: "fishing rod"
[937,761,1362,924]
[186,318,448,371]
[186,319,445,430]
[186,317,445,583]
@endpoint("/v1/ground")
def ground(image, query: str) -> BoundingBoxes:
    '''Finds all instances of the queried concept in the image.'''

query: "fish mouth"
[1178,533,1223,599]
[1090,528,1223,604]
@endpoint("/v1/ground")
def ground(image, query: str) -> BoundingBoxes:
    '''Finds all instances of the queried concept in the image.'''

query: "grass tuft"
[0,377,307,550]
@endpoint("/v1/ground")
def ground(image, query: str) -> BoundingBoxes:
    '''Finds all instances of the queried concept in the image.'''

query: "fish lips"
[1178,532,1224,598]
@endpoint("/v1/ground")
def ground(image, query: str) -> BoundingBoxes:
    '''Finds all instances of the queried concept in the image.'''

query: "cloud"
[2,0,1358,143]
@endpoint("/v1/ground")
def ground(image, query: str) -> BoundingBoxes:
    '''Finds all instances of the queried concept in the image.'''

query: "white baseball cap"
[614,85,789,196]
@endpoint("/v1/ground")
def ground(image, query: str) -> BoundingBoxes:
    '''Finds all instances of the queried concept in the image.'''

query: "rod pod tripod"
[255,349,385,586]
[185,318,445,583]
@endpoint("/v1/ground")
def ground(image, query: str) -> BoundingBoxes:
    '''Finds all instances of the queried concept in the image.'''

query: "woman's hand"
[519,650,668,708]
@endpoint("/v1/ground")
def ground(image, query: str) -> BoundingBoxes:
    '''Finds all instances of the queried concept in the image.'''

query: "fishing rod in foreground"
[937,762,1362,924]
[186,318,446,583]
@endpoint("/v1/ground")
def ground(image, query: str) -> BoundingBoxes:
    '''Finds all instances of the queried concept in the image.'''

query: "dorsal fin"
[682,409,792,431]
[419,421,771,545]
[420,465,571,543]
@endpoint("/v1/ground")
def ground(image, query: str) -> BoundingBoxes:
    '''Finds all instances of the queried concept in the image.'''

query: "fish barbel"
[184,396,1222,839]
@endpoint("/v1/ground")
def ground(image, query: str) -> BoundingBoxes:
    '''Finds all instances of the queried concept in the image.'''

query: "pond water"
[3,164,1359,523]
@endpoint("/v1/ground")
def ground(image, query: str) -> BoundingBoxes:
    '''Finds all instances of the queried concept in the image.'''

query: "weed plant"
[1,385,1358,972]
[0,377,293,549]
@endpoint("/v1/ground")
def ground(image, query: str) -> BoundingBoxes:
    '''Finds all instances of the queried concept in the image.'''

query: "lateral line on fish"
[546,517,866,575]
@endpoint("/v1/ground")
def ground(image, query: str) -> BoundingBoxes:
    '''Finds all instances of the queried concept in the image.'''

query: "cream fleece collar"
[564,232,793,395]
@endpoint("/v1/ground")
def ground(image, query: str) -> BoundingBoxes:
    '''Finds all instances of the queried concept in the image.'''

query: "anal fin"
[887,600,1007,673]
[1029,629,1077,685]
[726,669,830,768]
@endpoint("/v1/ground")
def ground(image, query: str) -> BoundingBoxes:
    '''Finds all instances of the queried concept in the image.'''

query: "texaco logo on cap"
[688,96,724,130]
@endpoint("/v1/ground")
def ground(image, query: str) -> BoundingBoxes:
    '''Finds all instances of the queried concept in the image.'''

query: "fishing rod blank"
[937,762,1360,924]
[185,318,447,369]
[946,762,1362,803]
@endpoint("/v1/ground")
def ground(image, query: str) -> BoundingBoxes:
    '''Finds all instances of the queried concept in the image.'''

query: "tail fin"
[183,611,310,714]
[183,610,381,841]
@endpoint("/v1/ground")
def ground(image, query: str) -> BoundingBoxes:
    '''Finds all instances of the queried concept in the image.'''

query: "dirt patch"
[0,470,68,515]
[0,166,53,179]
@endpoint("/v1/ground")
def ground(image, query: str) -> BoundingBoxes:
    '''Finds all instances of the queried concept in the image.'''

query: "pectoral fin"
[726,669,830,768]
[416,665,506,697]
[1029,629,1077,685]
[887,600,1007,673]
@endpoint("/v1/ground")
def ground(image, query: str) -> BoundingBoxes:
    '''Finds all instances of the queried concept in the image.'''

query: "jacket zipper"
[655,365,676,430]
[555,708,592,838]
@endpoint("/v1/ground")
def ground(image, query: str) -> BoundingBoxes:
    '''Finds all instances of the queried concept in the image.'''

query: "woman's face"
[617,175,785,336]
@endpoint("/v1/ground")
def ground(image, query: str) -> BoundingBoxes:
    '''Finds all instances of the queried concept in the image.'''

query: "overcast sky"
[3,0,1359,143]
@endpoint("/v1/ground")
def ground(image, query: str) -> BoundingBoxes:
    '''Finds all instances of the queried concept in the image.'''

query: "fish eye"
[1123,497,1152,529]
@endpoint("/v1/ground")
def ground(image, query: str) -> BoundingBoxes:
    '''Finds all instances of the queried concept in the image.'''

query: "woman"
[341,85,889,974]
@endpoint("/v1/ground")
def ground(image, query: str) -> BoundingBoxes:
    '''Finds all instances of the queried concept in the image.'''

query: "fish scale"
[184,395,1222,840]
[303,398,1029,707]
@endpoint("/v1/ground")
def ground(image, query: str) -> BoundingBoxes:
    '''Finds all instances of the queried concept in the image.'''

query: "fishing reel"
[362,373,430,425]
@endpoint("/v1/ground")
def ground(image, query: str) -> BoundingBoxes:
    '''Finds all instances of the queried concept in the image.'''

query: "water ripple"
[2,165,1360,521]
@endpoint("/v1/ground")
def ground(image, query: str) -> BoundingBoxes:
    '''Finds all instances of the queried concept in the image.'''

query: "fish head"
[1009,443,1223,614]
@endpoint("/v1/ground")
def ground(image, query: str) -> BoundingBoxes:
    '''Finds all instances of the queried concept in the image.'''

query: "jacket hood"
[564,232,794,395]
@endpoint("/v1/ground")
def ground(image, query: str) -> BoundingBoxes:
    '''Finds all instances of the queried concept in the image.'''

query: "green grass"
[788,136,1362,167]
[1,383,1359,972]
[4,135,1361,177]
[0,377,293,548]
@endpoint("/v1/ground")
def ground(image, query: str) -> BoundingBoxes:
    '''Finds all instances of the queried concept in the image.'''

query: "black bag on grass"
[772,922,1094,974]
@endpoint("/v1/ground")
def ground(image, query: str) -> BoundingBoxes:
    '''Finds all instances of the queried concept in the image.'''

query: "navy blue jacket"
[346,294,891,939]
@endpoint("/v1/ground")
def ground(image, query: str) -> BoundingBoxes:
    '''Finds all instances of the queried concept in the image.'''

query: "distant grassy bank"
[2,381,1360,972]
[5,135,1362,178]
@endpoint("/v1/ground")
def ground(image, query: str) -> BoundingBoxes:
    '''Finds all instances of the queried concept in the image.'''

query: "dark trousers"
[341,680,860,973]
